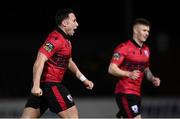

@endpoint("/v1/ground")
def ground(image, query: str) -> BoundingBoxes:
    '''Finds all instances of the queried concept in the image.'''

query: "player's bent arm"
[68,58,85,81]
[144,67,155,82]
[108,63,130,78]
[68,58,94,89]
[144,67,161,86]
[33,52,48,87]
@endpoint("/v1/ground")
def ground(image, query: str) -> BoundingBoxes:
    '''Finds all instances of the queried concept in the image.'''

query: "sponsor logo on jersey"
[113,52,120,60]
[43,42,54,52]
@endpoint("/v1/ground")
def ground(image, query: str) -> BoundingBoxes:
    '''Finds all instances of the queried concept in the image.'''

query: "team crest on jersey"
[113,52,120,60]
[67,94,73,102]
[144,50,149,57]
[43,42,54,52]
[131,105,138,113]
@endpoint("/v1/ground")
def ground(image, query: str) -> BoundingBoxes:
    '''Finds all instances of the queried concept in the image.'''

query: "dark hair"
[133,18,151,27]
[55,9,74,25]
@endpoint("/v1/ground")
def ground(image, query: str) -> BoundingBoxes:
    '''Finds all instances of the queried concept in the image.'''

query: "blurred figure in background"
[21,8,94,118]
[108,18,160,118]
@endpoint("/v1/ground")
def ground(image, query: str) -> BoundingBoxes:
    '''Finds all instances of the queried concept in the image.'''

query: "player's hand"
[128,70,141,80]
[152,77,160,87]
[83,80,94,90]
[31,86,43,96]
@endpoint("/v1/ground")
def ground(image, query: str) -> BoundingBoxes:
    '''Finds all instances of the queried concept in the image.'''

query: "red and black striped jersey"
[110,39,150,96]
[39,27,72,83]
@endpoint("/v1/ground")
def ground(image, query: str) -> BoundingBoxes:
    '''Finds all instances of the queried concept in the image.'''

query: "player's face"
[64,13,79,36]
[135,24,150,43]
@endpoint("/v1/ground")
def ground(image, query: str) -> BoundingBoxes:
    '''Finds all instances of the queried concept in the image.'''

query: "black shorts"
[115,93,141,118]
[25,82,75,114]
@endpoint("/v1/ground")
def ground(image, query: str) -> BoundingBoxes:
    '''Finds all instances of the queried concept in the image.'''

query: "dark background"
[0,0,179,98]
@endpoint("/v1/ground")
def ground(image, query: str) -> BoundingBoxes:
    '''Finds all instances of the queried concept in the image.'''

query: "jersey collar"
[55,26,70,40]
[131,39,144,48]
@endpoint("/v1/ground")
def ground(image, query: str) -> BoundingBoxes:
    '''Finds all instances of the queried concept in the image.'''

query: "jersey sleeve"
[110,43,127,66]
[145,46,150,68]
[39,34,61,58]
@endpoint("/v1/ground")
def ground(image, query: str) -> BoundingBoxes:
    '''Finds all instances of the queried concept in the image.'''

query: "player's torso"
[41,30,72,82]
[116,40,150,95]
[121,41,149,72]
[48,37,72,69]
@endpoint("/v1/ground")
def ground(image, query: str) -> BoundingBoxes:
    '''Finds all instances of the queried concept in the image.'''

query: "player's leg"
[21,94,48,118]
[44,83,78,118]
[115,93,141,118]
[21,107,41,118]
[57,105,78,118]
[134,114,141,119]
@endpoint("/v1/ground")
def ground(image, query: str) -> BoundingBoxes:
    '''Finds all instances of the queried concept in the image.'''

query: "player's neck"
[133,38,143,47]
[58,25,67,35]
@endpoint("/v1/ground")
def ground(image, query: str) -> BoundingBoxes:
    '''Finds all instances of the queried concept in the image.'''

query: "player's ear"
[133,25,138,34]
[62,19,68,27]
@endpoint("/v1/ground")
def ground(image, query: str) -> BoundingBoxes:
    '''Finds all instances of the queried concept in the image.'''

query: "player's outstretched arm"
[68,58,94,90]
